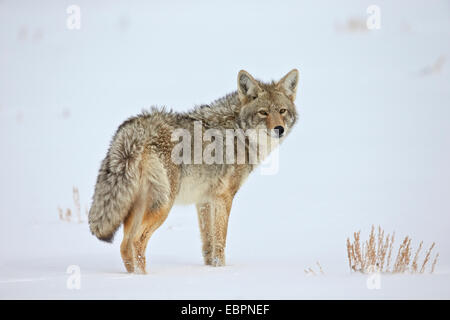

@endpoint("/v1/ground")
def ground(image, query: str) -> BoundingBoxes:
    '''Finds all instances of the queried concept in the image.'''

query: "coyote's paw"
[133,268,147,275]
[134,255,147,274]
[202,250,213,266]
[123,260,135,273]
[210,256,225,267]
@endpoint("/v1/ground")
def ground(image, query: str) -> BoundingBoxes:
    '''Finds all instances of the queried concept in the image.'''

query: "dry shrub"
[72,187,83,223]
[58,186,85,223]
[304,261,325,276]
[58,207,72,222]
[346,226,439,274]
[335,18,368,33]
[419,55,446,76]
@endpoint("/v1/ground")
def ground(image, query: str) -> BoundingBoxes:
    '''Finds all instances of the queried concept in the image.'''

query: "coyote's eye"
[279,108,287,114]
[258,110,268,116]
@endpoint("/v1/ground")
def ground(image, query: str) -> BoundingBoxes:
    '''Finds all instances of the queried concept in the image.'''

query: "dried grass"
[72,187,83,223]
[58,186,85,223]
[304,267,316,276]
[335,18,369,34]
[346,225,438,274]
[58,207,72,222]
[419,55,446,76]
[304,261,325,276]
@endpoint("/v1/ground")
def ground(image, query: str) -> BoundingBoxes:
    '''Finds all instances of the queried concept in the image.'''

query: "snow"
[1,0,450,299]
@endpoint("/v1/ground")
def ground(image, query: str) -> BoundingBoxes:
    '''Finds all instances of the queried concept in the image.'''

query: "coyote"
[89,69,300,273]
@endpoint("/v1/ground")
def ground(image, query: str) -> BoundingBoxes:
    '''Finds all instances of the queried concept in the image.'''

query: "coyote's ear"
[237,70,261,103]
[277,69,299,101]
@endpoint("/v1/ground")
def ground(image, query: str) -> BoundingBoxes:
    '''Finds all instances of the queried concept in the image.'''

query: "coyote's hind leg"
[120,191,147,273]
[132,204,172,274]
[121,212,137,273]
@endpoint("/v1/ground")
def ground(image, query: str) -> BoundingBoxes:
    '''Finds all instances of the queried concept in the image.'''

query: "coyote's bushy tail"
[88,128,144,242]
[88,119,172,243]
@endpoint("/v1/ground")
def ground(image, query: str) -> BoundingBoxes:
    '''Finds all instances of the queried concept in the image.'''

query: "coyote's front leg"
[197,196,233,267]
[196,203,213,265]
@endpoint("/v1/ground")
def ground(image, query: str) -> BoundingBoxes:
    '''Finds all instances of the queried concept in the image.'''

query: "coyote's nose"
[274,126,285,137]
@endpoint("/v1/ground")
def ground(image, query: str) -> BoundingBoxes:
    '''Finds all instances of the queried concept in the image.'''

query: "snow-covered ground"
[1,0,450,299]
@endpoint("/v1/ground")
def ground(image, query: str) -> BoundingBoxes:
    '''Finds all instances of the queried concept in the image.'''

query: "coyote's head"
[237,69,299,139]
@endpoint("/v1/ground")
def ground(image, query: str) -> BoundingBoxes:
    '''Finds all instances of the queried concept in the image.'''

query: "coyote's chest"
[174,174,212,205]
[174,165,250,205]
